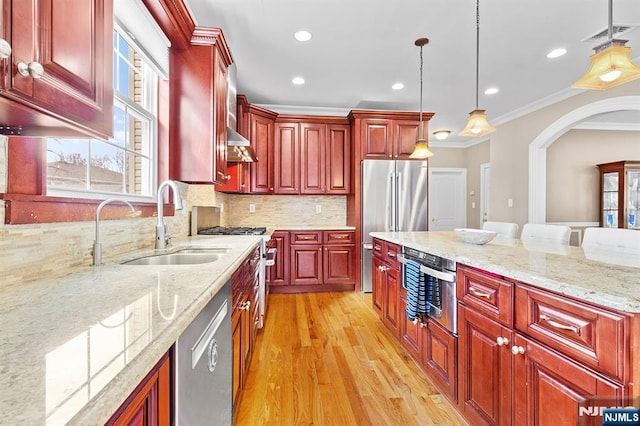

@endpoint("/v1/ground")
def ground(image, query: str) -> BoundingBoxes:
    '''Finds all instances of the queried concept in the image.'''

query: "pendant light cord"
[419,43,424,140]
[607,0,613,40]
[475,0,480,110]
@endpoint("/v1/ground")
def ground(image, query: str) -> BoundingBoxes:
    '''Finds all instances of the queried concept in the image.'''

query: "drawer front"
[385,242,401,270]
[324,230,355,245]
[457,265,514,327]
[372,238,385,259]
[515,284,627,381]
[290,231,322,244]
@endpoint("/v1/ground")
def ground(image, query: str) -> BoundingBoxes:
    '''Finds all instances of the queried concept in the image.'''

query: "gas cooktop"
[198,226,267,236]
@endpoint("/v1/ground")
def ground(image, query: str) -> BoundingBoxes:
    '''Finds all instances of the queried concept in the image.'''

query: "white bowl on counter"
[454,228,498,245]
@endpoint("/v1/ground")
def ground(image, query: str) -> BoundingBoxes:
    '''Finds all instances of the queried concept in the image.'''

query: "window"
[46,30,158,200]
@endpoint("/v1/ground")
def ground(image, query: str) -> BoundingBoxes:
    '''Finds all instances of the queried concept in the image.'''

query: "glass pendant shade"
[572,40,640,90]
[409,139,434,159]
[458,109,496,137]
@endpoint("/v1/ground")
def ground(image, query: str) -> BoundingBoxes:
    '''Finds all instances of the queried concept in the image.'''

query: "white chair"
[482,221,519,238]
[581,227,640,250]
[520,223,571,245]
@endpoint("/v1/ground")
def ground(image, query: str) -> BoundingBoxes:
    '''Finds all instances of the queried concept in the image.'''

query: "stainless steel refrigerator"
[361,159,428,292]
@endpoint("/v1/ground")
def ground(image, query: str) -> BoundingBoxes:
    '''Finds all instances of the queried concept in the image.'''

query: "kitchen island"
[0,235,262,425]
[370,231,640,425]
[371,231,640,312]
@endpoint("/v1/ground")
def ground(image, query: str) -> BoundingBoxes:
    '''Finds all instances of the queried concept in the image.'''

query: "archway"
[528,96,640,223]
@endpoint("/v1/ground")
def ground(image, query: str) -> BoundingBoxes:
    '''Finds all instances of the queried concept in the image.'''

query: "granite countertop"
[0,235,262,425]
[370,231,640,313]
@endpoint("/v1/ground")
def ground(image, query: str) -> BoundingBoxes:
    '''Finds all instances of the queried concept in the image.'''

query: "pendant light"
[573,0,640,90]
[409,37,434,159]
[459,0,496,137]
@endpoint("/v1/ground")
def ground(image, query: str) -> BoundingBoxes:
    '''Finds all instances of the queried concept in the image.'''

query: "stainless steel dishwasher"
[175,281,232,425]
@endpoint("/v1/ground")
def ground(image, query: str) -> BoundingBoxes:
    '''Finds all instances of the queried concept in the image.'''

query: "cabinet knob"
[0,39,11,59]
[496,337,509,346]
[17,61,44,79]
[511,345,525,355]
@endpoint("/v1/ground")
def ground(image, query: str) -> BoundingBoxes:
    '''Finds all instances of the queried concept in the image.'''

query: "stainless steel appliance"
[361,160,428,292]
[176,280,232,425]
[398,247,457,335]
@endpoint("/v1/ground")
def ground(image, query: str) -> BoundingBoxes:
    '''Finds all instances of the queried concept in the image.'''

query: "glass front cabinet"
[597,161,640,229]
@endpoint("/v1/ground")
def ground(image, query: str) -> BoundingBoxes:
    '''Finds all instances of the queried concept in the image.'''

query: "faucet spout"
[156,180,184,249]
[93,198,136,266]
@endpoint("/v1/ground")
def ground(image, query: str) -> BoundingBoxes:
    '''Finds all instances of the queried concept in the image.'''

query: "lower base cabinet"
[106,352,171,426]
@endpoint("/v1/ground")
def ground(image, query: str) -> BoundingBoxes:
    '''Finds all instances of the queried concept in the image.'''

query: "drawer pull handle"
[539,314,581,334]
[333,235,348,239]
[468,286,492,299]
[298,235,316,240]
[387,252,396,258]
[511,345,525,355]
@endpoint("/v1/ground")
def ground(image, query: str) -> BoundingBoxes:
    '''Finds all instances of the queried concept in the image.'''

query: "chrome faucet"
[156,180,184,249]
[93,198,136,265]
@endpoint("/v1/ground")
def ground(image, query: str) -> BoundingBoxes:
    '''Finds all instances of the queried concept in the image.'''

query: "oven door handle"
[420,264,456,283]
[397,254,408,264]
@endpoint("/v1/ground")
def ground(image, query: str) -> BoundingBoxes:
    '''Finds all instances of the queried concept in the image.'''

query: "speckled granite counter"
[370,231,640,313]
[0,235,262,425]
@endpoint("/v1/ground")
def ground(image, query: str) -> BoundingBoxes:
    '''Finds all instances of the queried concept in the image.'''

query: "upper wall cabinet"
[274,116,351,195]
[348,110,434,160]
[170,27,232,184]
[0,0,114,138]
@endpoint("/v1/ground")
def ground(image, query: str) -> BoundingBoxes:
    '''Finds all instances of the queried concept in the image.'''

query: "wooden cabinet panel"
[290,231,322,244]
[290,244,322,285]
[383,266,400,337]
[398,290,423,361]
[325,124,350,194]
[267,231,289,287]
[372,256,385,317]
[394,120,421,159]
[107,353,171,426]
[232,308,242,408]
[424,319,457,402]
[324,230,355,245]
[458,304,512,426]
[170,28,231,183]
[250,113,275,193]
[515,283,628,382]
[274,122,299,194]
[323,245,354,285]
[361,119,393,159]
[513,333,626,426]
[300,122,325,194]
[215,163,248,193]
[457,265,514,327]
[1,0,113,138]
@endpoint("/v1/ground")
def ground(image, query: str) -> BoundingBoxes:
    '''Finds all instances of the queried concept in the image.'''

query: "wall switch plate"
[316,204,322,214]
[249,204,256,213]
[471,202,476,209]
[508,198,514,208]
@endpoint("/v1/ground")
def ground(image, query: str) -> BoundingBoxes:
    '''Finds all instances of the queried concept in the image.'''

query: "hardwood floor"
[234,292,467,425]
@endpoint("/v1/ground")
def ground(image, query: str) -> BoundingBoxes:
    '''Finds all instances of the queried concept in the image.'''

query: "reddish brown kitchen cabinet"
[249,110,277,193]
[215,163,248,193]
[170,28,231,184]
[267,231,290,288]
[274,118,351,195]
[106,352,171,426]
[371,238,401,337]
[270,230,355,293]
[351,111,433,160]
[274,122,299,194]
[0,0,113,138]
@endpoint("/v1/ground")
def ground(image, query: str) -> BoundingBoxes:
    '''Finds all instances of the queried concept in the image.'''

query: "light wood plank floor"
[234,292,467,425]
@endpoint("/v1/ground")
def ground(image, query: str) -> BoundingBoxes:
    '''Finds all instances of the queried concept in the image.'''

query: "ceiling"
[182,0,640,146]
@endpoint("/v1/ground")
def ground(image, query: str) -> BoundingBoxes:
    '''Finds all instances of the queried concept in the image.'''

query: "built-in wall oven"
[398,247,457,335]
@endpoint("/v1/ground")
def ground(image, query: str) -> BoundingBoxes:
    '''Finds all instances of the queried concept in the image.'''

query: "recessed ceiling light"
[547,48,567,59]
[484,87,499,95]
[294,30,312,42]
[392,82,404,90]
[292,76,305,85]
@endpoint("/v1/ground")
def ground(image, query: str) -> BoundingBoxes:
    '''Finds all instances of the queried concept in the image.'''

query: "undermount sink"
[122,247,231,266]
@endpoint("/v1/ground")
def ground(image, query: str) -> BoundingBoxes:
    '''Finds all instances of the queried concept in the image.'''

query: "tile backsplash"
[0,135,348,287]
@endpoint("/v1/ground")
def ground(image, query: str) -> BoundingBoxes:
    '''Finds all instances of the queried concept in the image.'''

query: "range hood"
[227,127,258,162]
[226,63,258,162]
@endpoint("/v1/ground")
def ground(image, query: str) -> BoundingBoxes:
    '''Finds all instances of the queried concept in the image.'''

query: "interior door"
[428,168,467,231]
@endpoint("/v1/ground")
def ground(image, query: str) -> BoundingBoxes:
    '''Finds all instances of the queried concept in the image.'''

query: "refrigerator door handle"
[362,243,373,250]
[396,171,403,231]
[389,172,396,231]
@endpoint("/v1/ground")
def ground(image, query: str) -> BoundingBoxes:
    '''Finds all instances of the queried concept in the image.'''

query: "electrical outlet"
[249,204,256,213]
[316,204,322,214]
[219,203,224,212]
